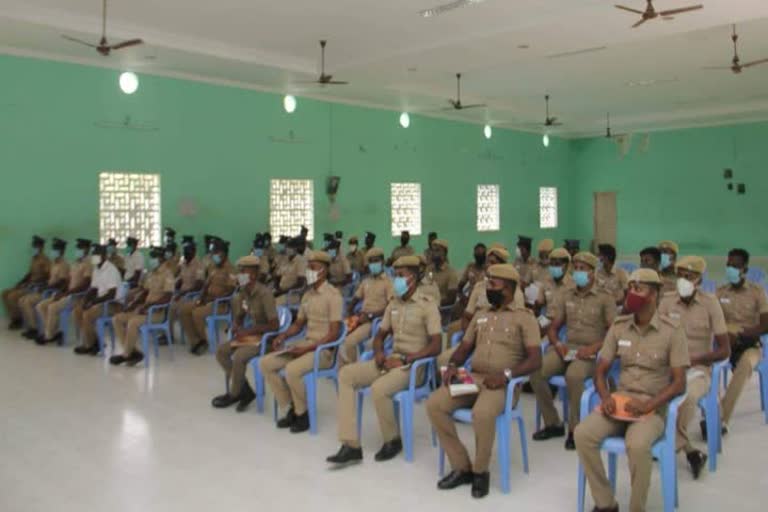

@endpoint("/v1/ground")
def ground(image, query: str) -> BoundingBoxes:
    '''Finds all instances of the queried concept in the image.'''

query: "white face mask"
[515,247,522,258]
[236,273,251,287]
[91,255,102,266]
[306,269,320,285]
[349,244,357,253]
[676,277,696,298]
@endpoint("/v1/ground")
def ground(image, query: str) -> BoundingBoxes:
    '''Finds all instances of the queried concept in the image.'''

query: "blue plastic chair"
[576,388,687,512]
[722,335,768,424]
[138,303,174,366]
[205,290,237,353]
[272,324,349,434]
[96,298,125,355]
[342,272,360,300]
[746,267,765,284]
[58,291,88,345]
[696,360,729,471]
[700,278,716,294]
[617,262,638,274]
[535,326,569,431]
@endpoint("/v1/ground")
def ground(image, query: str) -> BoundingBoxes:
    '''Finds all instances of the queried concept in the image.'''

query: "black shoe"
[533,424,566,441]
[22,328,38,339]
[290,412,310,433]
[35,335,47,346]
[109,355,126,366]
[686,449,708,480]
[437,470,473,490]
[277,408,297,429]
[88,345,100,356]
[8,318,23,330]
[125,351,144,366]
[235,382,256,413]
[74,345,92,355]
[212,393,240,408]
[471,472,490,499]
[565,432,576,451]
[50,332,63,345]
[374,438,402,461]
[722,424,729,436]
[326,444,363,465]
[521,382,534,394]
[190,340,208,355]
[591,506,619,512]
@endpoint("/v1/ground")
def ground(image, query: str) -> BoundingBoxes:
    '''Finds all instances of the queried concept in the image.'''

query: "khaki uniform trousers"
[37,295,83,340]
[18,291,43,328]
[444,320,463,350]
[2,287,28,321]
[530,348,595,430]
[113,310,165,355]
[215,338,263,396]
[339,323,373,365]
[337,360,416,447]
[179,302,213,345]
[426,380,509,473]
[676,370,710,453]
[259,343,333,415]
[79,302,120,348]
[722,347,762,424]
[575,411,665,512]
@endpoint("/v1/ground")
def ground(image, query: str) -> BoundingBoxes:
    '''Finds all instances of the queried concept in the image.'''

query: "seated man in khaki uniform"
[36,238,93,345]
[171,238,206,331]
[575,269,689,512]
[212,255,279,412]
[179,239,236,355]
[340,248,393,365]
[423,231,438,263]
[531,252,617,450]
[74,244,123,355]
[564,239,581,259]
[106,238,126,277]
[327,255,441,466]
[346,236,365,275]
[716,248,768,433]
[260,251,343,433]
[534,247,575,331]
[532,238,554,285]
[513,235,535,289]
[20,238,70,340]
[274,237,307,305]
[418,255,442,303]
[596,243,629,305]
[456,243,487,307]
[427,264,542,499]
[427,239,459,308]
[123,236,145,289]
[658,255,729,479]
[2,235,51,330]
[327,238,352,288]
[110,246,176,366]
[163,241,180,276]
[386,230,415,267]
[658,240,679,294]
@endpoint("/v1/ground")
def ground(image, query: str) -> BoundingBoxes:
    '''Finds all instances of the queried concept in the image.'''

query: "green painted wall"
[570,121,768,258]
[0,55,573,295]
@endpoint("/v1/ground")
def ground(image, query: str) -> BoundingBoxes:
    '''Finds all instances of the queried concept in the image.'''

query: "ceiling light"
[542,133,550,147]
[399,112,410,128]
[419,0,487,18]
[625,77,679,87]
[283,94,297,113]
[483,124,492,139]
[119,71,138,94]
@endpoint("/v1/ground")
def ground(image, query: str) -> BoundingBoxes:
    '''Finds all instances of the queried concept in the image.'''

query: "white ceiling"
[3,0,768,137]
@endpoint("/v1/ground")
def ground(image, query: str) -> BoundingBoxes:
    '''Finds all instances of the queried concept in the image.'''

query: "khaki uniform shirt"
[233,281,279,327]
[390,245,415,263]
[329,254,352,286]
[47,258,70,287]
[68,259,93,291]
[465,280,525,317]
[201,254,214,276]
[427,264,459,304]
[418,277,442,303]
[538,274,576,319]
[355,273,393,315]
[205,260,236,298]
[124,250,145,281]
[659,291,727,367]
[29,253,51,283]
[459,263,485,297]
[143,263,176,303]
[297,281,343,343]
[716,281,768,332]
[178,257,206,292]
[380,290,441,355]
[513,257,535,286]
[552,285,617,347]
[279,255,307,291]
[109,254,126,275]
[597,266,629,304]
[347,250,365,274]
[660,270,677,294]
[601,313,690,401]
[464,303,541,375]
[532,263,549,284]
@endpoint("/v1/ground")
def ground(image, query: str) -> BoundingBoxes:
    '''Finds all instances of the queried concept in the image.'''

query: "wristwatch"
[503,369,513,381]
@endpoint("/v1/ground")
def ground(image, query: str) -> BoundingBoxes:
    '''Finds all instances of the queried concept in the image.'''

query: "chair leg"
[251,360,265,413]
[660,450,677,512]
[60,311,70,345]
[356,392,365,442]
[704,402,718,472]
[758,364,768,423]
[96,321,105,355]
[561,386,570,429]
[608,453,617,493]
[438,445,445,477]
[164,326,174,360]
[304,374,318,435]
[273,398,279,423]
[141,328,150,368]
[497,416,511,494]
[206,319,216,354]
[516,416,529,474]
[577,463,587,512]
[535,402,542,431]
[402,399,414,462]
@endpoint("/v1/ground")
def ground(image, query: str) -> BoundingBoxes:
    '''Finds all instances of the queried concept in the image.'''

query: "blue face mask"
[328,249,337,259]
[660,253,672,270]
[276,243,285,253]
[125,246,135,256]
[165,251,174,260]
[573,270,590,288]
[253,249,264,257]
[107,245,116,256]
[212,254,223,265]
[148,257,159,270]
[725,266,742,285]
[368,262,383,275]
[50,249,62,259]
[393,276,410,298]
[76,248,86,259]
[549,265,564,280]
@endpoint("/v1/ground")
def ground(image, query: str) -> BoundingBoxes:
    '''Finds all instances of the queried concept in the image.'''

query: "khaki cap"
[573,251,599,269]
[675,255,706,274]
[432,239,449,250]
[488,264,520,282]
[537,239,555,252]
[489,242,507,250]
[394,255,421,268]
[236,255,261,267]
[488,247,510,263]
[658,240,679,254]
[364,247,384,261]
[307,250,332,264]
[628,268,662,284]
[549,247,571,261]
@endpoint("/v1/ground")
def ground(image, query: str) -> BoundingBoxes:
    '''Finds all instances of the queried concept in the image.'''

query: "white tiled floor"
[1,328,767,512]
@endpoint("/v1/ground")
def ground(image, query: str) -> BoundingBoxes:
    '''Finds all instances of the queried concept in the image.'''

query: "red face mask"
[624,289,649,313]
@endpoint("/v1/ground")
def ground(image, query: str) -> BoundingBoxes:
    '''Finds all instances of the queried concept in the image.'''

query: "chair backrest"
[277,305,292,332]
[747,267,765,284]
[450,330,464,348]
[617,262,638,274]
[701,278,716,294]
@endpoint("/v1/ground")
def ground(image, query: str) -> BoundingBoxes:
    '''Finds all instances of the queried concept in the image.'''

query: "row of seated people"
[3,232,767,506]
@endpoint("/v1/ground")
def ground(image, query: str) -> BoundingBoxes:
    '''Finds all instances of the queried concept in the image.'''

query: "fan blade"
[62,35,98,48]
[632,18,648,28]
[658,5,703,16]
[615,5,644,14]
[109,38,144,50]
[457,103,486,110]
[325,80,349,85]
[701,65,733,70]
[742,57,768,69]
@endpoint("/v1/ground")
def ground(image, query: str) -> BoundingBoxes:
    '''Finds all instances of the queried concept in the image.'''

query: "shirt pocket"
[635,346,666,370]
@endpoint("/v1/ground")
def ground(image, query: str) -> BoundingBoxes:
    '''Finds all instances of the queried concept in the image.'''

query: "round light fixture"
[542,133,550,147]
[483,124,492,139]
[399,112,410,128]
[119,71,139,94]
[283,94,297,113]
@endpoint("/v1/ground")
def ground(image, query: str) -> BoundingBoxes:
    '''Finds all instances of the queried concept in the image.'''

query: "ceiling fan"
[605,112,628,138]
[444,73,486,111]
[703,24,768,74]
[62,0,143,56]
[541,95,562,127]
[614,1,703,28]
[299,40,348,85]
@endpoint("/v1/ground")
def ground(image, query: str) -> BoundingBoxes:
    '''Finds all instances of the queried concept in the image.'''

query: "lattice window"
[539,186,558,229]
[390,183,422,236]
[476,184,500,232]
[99,172,161,248]
[269,179,314,240]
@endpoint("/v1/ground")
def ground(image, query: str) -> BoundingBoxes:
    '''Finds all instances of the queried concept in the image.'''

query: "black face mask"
[474,253,486,266]
[401,238,409,247]
[183,250,195,261]
[486,288,504,308]
[432,256,443,267]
